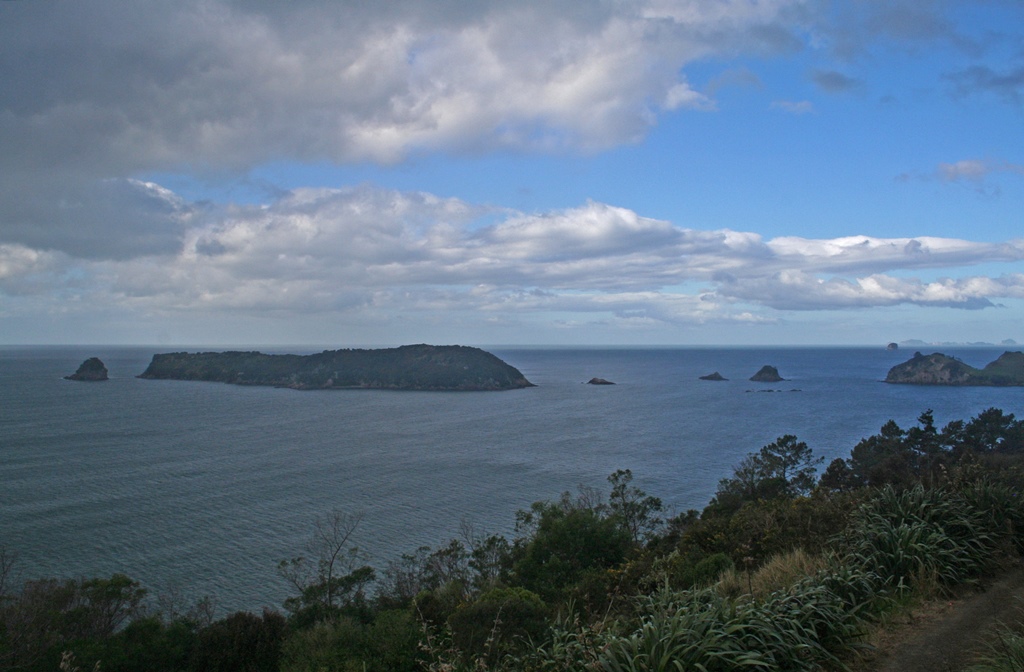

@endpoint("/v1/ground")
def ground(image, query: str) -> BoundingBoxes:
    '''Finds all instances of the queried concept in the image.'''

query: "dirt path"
[851,566,1024,672]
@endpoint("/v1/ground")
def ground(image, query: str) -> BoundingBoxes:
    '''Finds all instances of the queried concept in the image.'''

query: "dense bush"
[512,502,633,602]
[448,587,549,663]
[190,609,286,672]
[280,610,422,672]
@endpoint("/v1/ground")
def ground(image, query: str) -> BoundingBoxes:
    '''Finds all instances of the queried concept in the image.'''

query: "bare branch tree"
[279,509,373,616]
[313,509,364,608]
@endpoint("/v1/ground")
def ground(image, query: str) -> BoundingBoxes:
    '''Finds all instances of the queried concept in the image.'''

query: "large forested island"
[885,350,1024,386]
[137,344,534,391]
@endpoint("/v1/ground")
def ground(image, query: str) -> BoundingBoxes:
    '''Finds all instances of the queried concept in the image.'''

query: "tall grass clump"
[842,484,1001,592]
[964,630,1024,672]
[717,548,827,600]
[600,573,869,672]
[958,479,1024,555]
[599,588,775,672]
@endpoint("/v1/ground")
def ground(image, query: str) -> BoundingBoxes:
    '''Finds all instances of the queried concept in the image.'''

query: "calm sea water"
[2,345,1022,613]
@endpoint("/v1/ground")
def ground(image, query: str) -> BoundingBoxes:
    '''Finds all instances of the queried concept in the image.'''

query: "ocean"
[2,345,1021,614]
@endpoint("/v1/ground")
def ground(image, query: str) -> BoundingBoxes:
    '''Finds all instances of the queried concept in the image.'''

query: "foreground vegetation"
[3,408,1024,671]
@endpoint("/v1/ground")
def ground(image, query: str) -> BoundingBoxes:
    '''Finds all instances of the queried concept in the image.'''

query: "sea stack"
[749,365,784,382]
[699,372,727,381]
[65,357,109,382]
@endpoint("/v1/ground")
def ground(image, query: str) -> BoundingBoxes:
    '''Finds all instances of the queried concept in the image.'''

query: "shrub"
[280,610,422,672]
[448,587,548,663]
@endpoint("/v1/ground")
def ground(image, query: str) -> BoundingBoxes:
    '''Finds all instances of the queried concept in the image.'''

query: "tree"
[377,538,475,610]
[819,457,858,492]
[0,573,147,672]
[512,503,631,600]
[842,419,912,488]
[607,469,664,545]
[835,413,957,489]
[708,436,822,515]
[278,510,375,623]
[755,435,822,497]
[947,407,1024,455]
[377,546,433,609]
[466,532,512,593]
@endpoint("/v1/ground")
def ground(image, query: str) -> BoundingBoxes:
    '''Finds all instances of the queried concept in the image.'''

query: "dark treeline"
[3,407,1024,671]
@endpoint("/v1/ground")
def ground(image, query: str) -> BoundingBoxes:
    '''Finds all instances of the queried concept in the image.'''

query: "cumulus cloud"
[0,244,57,283]
[4,184,1023,332]
[0,0,805,176]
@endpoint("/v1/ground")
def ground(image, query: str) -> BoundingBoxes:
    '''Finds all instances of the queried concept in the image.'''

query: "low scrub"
[717,548,827,600]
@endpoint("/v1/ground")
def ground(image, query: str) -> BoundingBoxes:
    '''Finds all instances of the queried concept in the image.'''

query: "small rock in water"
[65,357,109,382]
[749,365,784,382]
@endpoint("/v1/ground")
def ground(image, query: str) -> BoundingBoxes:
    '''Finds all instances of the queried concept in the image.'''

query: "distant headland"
[137,344,534,391]
[885,351,1024,386]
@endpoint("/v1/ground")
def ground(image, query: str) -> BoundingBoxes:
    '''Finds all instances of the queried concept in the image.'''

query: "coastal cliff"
[884,351,1024,386]
[138,344,534,391]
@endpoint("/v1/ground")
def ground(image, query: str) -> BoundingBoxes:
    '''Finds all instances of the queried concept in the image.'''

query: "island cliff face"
[885,351,1024,386]
[138,344,534,391]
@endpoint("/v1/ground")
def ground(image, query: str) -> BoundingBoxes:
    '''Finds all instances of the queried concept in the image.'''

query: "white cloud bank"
[3,184,1022,338]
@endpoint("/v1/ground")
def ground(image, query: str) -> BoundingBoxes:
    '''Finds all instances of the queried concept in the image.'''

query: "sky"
[1,0,1022,347]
